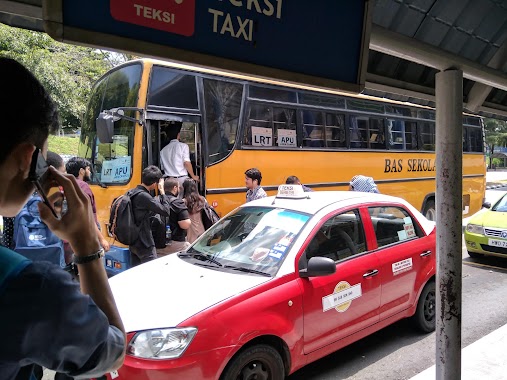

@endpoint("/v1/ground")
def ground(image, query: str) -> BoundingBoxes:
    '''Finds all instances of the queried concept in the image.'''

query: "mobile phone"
[28,149,59,219]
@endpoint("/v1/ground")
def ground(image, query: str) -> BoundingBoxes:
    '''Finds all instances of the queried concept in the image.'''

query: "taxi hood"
[469,209,507,228]
[109,254,271,332]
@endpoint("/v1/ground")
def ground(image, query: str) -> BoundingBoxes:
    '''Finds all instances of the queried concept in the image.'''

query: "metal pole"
[435,69,463,380]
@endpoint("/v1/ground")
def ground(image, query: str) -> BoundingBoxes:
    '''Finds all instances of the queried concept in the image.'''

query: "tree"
[484,118,507,166]
[0,24,123,130]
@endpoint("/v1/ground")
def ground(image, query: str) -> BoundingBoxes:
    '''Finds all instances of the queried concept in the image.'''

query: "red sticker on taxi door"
[110,0,195,36]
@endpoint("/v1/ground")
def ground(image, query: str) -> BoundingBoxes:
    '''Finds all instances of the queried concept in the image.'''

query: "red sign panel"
[110,0,195,36]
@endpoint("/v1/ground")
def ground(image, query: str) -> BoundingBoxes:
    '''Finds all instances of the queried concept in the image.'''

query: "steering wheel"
[334,229,356,260]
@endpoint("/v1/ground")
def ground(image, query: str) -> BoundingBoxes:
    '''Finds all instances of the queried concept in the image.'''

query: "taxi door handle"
[420,250,432,257]
[363,269,379,278]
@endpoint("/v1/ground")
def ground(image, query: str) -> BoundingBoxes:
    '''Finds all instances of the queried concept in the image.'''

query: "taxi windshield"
[492,194,507,212]
[182,207,310,276]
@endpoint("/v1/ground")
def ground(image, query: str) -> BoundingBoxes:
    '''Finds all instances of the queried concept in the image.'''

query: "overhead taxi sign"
[43,0,371,93]
[110,0,195,36]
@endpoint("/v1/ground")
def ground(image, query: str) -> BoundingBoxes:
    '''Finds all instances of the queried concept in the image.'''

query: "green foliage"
[47,135,80,155]
[0,24,131,130]
[484,118,507,165]
[492,158,503,167]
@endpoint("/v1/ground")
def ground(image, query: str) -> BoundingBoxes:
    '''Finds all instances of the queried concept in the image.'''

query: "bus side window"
[245,103,272,146]
[350,116,367,149]
[369,118,386,149]
[419,121,435,151]
[302,110,324,148]
[325,113,346,148]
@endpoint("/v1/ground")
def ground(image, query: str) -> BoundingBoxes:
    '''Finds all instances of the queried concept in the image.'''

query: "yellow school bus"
[78,58,486,238]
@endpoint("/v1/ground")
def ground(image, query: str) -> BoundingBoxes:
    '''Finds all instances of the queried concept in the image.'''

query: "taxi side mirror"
[299,257,336,278]
[482,201,491,209]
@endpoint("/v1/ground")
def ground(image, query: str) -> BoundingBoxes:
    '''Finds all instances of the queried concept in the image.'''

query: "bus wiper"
[91,165,107,188]
[223,265,271,277]
[179,251,223,267]
[90,134,107,188]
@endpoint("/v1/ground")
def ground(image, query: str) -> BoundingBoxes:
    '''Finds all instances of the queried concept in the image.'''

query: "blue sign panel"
[45,0,370,92]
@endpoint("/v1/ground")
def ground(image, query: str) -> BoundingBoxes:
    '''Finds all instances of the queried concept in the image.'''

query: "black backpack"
[109,189,143,245]
[201,203,220,230]
[151,214,168,249]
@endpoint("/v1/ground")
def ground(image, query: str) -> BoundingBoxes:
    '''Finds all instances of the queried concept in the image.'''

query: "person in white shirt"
[160,122,199,195]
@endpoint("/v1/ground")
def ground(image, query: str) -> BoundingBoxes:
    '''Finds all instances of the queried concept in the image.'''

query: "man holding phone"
[0,58,125,379]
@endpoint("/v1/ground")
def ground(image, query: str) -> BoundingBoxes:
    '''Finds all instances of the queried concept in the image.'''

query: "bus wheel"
[412,281,436,333]
[221,344,284,380]
[423,199,436,221]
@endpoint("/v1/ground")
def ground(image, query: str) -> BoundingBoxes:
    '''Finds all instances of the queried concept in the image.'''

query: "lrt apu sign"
[44,0,371,93]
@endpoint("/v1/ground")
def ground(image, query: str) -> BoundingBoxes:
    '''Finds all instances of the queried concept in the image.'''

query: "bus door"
[148,117,204,192]
[180,121,204,192]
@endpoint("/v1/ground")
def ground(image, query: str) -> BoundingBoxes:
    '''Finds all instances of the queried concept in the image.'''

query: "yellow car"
[465,193,507,259]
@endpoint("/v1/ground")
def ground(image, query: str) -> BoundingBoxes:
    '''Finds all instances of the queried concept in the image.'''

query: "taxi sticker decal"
[267,233,295,260]
[272,243,287,253]
[278,233,295,247]
[403,223,416,238]
[322,281,362,313]
[398,229,407,240]
[268,249,283,259]
[392,258,413,276]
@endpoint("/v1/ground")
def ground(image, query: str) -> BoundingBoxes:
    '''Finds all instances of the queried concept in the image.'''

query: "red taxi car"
[107,186,436,380]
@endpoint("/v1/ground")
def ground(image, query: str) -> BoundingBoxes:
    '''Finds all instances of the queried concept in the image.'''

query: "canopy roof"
[1,0,506,119]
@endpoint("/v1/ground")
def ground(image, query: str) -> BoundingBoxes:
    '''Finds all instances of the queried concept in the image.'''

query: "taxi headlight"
[127,327,197,359]
[466,224,484,235]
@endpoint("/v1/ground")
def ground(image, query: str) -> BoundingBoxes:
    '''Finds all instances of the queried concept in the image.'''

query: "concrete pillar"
[435,69,463,380]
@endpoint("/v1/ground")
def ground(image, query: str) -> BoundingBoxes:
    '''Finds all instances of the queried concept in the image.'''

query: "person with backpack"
[182,178,219,243]
[181,178,205,244]
[0,57,125,379]
[13,151,67,270]
[157,177,191,255]
[127,166,173,266]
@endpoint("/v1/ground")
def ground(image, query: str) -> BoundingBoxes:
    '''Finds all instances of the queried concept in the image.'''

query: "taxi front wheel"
[412,281,436,333]
[221,344,285,380]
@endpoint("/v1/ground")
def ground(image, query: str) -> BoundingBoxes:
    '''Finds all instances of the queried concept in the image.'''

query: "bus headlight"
[127,327,197,359]
[466,224,484,235]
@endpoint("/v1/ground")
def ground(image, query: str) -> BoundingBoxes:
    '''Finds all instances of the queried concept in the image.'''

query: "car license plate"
[488,239,507,248]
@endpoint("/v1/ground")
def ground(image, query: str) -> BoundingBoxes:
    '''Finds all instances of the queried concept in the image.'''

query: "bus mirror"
[96,112,115,144]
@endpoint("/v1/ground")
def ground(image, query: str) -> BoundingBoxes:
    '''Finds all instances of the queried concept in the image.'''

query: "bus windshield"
[78,63,142,185]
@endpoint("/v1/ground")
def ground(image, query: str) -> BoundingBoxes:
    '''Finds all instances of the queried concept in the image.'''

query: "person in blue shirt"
[285,175,314,192]
[0,58,125,379]
[349,175,380,193]
[245,168,267,202]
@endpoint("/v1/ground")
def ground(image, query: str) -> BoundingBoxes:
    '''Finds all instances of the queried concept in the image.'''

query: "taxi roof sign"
[276,185,307,199]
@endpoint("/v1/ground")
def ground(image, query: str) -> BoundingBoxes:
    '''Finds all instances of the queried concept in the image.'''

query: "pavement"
[409,324,507,380]
[411,170,507,380]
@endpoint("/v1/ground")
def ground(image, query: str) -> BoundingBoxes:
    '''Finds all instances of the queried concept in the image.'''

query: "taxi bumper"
[106,346,234,380]
[464,231,507,258]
